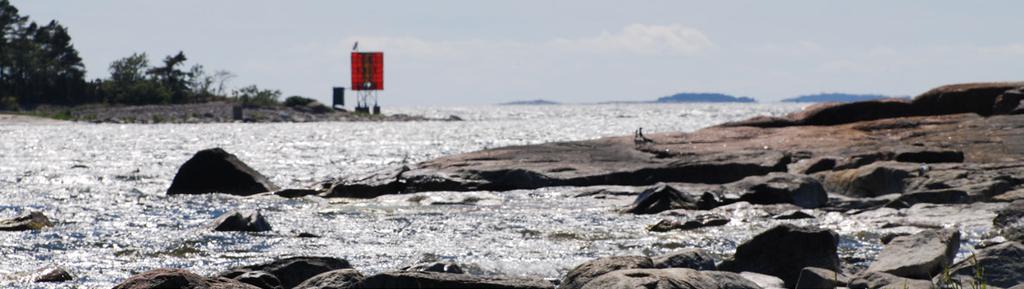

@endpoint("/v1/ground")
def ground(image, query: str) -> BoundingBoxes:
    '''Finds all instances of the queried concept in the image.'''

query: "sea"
[0,103,965,288]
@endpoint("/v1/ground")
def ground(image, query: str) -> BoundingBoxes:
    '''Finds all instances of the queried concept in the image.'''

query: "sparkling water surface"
[0,103,985,288]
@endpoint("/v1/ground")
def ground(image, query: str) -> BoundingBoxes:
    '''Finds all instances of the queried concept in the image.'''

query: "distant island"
[782,93,905,103]
[499,99,561,105]
[655,92,756,103]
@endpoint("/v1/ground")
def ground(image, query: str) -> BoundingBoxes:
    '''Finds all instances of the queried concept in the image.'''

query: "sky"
[11,1,1024,106]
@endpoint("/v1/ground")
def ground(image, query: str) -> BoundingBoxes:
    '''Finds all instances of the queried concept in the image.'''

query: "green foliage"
[935,253,987,289]
[232,85,281,107]
[283,95,316,107]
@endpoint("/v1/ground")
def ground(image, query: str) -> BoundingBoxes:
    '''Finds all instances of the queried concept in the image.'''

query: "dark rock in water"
[823,162,913,198]
[718,224,840,288]
[221,257,352,289]
[351,271,553,289]
[884,189,969,209]
[400,261,464,274]
[33,266,73,282]
[849,271,935,289]
[322,166,410,198]
[647,215,729,232]
[273,189,322,198]
[0,211,53,231]
[294,269,363,289]
[114,268,260,289]
[212,210,272,232]
[866,228,960,279]
[167,148,279,196]
[995,200,1024,242]
[560,256,654,289]
[622,183,716,214]
[772,209,815,220]
[652,248,716,270]
[296,232,320,238]
[730,172,828,209]
[231,271,283,289]
[795,267,848,289]
[580,268,760,289]
[936,241,1024,288]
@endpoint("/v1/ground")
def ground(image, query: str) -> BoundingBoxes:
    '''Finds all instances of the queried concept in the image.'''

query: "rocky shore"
[16,102,459,123]
[6,81,1024,288]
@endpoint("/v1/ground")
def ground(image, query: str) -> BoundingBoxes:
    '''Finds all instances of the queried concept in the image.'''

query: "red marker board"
[351,52,383,91]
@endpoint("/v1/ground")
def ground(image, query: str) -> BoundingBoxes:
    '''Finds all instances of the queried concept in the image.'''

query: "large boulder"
[823,162,913,198]
[866,228,960,279]
[560,256,654,289]
[294,269,363,289]
[579,268,761,289]
[652,248,716,270]
[849,271,935,289]
[936,241,1024,289]
[350,271,552,289]
[167,148,279,196]
[114,268,260,289]
[211,210,272,232]
[995,200,1024,242]
[221,257,352,289]
[718,224,841,288]
[729,172,828,209]
[0,211,53,231]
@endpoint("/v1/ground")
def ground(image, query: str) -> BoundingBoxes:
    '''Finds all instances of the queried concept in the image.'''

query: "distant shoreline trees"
[0,0,285,110]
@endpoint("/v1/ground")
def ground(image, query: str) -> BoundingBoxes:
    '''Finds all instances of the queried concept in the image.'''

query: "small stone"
[33,266,73,283]
[211,210,272,232]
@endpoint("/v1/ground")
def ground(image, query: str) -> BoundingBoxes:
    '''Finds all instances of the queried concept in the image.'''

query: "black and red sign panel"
[351,52,383,91]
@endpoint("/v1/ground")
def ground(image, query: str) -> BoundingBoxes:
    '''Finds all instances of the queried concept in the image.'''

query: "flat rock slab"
[866,228,960,279]
[0,211,52,231]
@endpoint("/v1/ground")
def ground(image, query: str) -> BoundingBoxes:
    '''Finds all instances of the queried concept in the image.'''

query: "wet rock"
[167,148,279,196]
[772,209,815,220]
[273,189,322,198]
[580,268,760,289]
[622,183,717,214]
[884,189,970,209]
[718,224,841,288]
[351,271,552,289]
[729,172,828,209]
[322,166,410,198]
[795,267,848,289]
[823,162,914,198]
[647,215,729,232]
[0,211,53,231]
[294,269,363,289]
[560,256,654,289]
[849,271,935,289]
[211,210,272,232]
[221,257,353,289]
[400,261,464,274]
[866,228,960,279]
[995,200,1024,241]
[231,271,283,289]
[652,248,716,270]
[32,266,73,282]
[114,268,260,289]
[739,271,786,289]
[937,241,1024,288]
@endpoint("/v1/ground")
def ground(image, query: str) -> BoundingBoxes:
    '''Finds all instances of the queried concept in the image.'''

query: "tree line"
[0,0,284,110]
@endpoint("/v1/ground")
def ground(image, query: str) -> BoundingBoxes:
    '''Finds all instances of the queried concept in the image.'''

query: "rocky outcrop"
[866,228,960,279]
[560,256,654,289]
[167,148,278,196]
[211,210,272,232]
[350,271,553,289]
[822,162,914,198]
[651,248,716,270]
[579,268,760,289]
[114,269,260,289]
[849,271,935,289]
[294,269,363,289]
[718,224,841,288]
[0,211,52,231]
[728,172,828,208]
[937,241,1024,289]
[220,257,352,289]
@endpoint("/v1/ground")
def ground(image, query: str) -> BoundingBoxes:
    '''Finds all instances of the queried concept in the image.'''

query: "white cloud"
[550,24,714,55]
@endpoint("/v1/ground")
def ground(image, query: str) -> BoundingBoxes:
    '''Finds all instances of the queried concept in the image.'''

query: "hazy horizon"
[11,1,1024,106]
